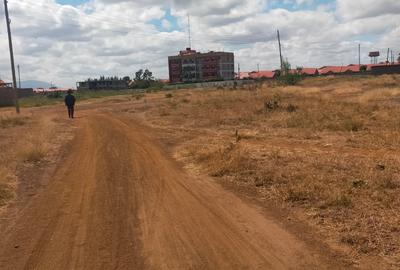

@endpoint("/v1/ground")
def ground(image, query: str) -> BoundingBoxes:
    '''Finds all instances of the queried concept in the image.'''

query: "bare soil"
[1,75,399,269]
[0,102,351,269]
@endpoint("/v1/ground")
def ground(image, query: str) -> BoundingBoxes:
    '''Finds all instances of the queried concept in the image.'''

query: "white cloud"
[0,0,399,87]
[337,0,400,20]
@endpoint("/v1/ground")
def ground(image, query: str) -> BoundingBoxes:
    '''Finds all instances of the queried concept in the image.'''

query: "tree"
[123,76,130,81]
[133,69,156,89]
[282,58,291,75]
[143,69,154,81]
[135,69,143,81]
[278,59,302,86]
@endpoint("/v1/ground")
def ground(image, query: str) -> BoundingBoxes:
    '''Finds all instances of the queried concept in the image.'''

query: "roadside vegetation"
[19,89,136,108]
[130,74,400,268]
[0,109,74,210]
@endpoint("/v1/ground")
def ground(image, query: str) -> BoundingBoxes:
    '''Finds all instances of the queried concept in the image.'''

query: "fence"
[0,88,34,107]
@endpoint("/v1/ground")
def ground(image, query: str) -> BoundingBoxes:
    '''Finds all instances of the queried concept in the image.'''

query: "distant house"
[0,80,12,88]
[77,77,129,90]
[237,70,276,80]
[287,68,319,76]
[236,72,251,80]
[370,64,400,75]
[248,71,277,79]
[318,65,361,75]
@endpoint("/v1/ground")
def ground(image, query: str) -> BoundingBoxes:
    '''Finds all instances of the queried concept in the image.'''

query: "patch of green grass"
[75,89,133,100]
[19,89,137,108]
[19,95,60,108]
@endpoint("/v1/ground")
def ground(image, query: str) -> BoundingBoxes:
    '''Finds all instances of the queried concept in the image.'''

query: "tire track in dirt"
[0,111,348,269]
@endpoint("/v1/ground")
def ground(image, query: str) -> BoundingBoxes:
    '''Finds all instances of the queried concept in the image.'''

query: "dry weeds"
[0,108,72,210]
[139,75,400,268]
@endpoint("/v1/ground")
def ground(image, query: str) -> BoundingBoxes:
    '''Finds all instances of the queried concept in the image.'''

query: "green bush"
[277,73,302,86]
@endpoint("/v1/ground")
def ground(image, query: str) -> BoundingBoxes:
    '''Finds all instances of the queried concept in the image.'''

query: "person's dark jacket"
[65,94,76,107]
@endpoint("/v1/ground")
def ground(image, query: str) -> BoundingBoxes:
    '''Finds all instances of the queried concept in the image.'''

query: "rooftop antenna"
[187,14,192,49]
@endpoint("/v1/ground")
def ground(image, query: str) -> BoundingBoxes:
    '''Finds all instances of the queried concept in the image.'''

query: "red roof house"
[318,65,361,75]
[289,68,319,76]
[0,80,12,88]
[248,71,276,79]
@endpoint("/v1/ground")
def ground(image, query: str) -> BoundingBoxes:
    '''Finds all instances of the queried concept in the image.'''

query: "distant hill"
[20,80,53,88]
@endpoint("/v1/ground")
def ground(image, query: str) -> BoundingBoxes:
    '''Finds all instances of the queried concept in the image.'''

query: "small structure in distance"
[0,79,12,88]
[77,76,129,90]
[369,51,380,64]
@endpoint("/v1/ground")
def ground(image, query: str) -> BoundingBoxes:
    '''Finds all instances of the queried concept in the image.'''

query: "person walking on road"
[64,90,76,119]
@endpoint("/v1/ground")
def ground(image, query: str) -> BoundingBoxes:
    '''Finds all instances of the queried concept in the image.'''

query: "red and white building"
[168,48,235,83]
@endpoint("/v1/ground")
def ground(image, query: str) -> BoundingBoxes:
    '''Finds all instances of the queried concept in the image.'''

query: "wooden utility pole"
[3,0,20,113]
[17,64,21,88]
[386,48,390,64]
[238,63,240,80]
[358,44,361,66]
[391,50,394,64]
[277,30,283,73]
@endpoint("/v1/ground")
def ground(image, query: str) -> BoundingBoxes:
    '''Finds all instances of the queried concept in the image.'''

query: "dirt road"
[0,111,345,269]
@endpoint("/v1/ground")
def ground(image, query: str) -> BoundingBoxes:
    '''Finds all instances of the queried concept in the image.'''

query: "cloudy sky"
[0,0,399,87]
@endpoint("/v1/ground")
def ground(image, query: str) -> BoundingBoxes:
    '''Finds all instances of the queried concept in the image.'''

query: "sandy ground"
[0,103,352,269]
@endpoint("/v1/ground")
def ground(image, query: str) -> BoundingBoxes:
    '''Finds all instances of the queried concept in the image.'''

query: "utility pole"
[257,63,260,73]
[17,64,21,88]
[391,50,394,64]
[358,44,361,66]
[386,48,390,64]
[238,63,240,80]
[3,0,20,113]
[277,30,283,73]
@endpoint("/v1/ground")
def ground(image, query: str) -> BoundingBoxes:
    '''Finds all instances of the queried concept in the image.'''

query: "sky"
[0,0,399,87]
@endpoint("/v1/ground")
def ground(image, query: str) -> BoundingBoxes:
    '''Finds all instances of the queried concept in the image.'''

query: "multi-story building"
[76,77,129,90]
[168,48,235,83]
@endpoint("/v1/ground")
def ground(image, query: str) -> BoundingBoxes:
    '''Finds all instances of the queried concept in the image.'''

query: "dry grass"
[0,115,29,128]
[138,75,400,267]
[0,109,69,209]
[0,167,15,207]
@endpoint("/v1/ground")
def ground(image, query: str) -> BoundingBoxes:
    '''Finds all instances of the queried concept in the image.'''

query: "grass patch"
[19,95,60,107]
[0,168,14,207]
[0,183,13,207]
[19,89,140,108]
[0,116,29,128]
[22,146,46,162]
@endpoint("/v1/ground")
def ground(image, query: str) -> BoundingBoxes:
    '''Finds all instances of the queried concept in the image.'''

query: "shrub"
[278,73,302,86]
[0,183,13,207]
[0,116,28,128]
[286,104,298,113]
[46,91,63,99]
